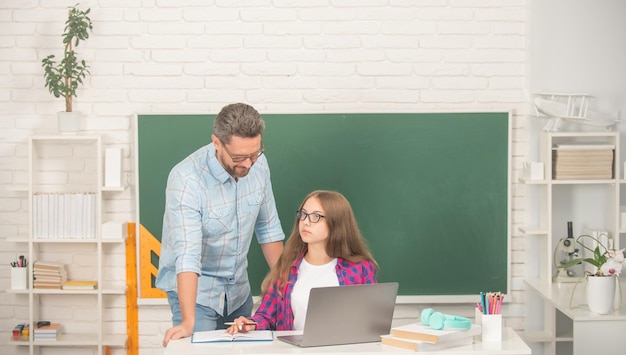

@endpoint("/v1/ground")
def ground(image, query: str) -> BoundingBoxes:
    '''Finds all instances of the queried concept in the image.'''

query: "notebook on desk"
[276,282,399,347]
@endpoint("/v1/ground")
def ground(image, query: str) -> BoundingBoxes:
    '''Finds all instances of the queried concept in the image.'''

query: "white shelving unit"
[522,131,625,355]
[7,135,127,355]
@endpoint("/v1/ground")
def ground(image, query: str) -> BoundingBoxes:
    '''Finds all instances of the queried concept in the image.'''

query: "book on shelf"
[553,143,615,150]
[553,155,613,163]
[33,269,67,276]
[553,173,613,180]
[552,151,614,160]
[33,272,66,279]
[552,168,613,179]
[552,149,614,156]
[33,261,65,271]
[34,332,59,338]
[34,274,65,281]
[381,334,473,351]
[34,335,60,341]
[191,330,273,343]
[553,156,614,163]
[63,280,98,290]
[33,278,64,285]
[34,323,62,334]
[390,323,481,344]
[33,282,63,290]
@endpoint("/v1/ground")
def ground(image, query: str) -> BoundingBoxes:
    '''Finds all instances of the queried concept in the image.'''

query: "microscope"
[554,221,583,283]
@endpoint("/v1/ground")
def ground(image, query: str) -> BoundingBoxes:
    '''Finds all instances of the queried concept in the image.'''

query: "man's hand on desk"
[162,323,194,347]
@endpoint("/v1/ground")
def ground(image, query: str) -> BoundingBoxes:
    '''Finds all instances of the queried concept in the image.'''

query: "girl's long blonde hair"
[260,190,377,295]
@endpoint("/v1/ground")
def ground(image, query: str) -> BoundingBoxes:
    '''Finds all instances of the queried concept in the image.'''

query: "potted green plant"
[41,4,92,132]
[558,234,626,314]
[558,234,626,277]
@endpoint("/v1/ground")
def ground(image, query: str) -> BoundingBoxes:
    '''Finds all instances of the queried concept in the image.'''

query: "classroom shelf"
[523,131,623,355]
[8,136,128,355]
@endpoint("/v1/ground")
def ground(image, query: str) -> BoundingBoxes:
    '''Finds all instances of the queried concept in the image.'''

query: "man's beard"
[224,164,250,178]
[218,152,250,178]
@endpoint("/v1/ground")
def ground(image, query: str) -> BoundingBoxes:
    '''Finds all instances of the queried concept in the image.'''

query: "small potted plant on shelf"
[41,4,93,133]
[558,234,626,314]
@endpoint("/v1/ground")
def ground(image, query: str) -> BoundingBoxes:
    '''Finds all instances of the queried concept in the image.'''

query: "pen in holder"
[475,308,502,342]
[11,266,28,290]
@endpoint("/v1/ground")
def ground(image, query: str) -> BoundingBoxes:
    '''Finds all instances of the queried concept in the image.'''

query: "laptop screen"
[277,282,399,347]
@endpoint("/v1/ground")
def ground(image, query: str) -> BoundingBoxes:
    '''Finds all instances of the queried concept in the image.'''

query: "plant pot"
[58,111,81,133]
[586,275,617,314]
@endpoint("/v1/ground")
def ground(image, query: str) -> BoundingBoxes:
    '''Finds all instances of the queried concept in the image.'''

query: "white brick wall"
[1,2,528,354]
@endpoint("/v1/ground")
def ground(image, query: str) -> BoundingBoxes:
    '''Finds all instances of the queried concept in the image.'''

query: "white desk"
[525,278,626,354]
[164,327,530,355]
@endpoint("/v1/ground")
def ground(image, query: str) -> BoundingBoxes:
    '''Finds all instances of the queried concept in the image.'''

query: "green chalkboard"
[137,113,510,296]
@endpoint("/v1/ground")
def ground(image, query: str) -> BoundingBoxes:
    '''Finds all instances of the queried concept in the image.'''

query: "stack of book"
[33,261,67,290]
[32,192,97,239]
[552,144,615,180]
[34,323,62,341]
[381,322,482,351]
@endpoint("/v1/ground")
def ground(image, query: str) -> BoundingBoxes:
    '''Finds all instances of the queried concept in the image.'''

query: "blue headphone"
[420,308,472,330]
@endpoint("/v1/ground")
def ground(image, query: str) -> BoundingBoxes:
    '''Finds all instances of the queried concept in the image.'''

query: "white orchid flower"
[600,258,623,276]
[607,249,625,263]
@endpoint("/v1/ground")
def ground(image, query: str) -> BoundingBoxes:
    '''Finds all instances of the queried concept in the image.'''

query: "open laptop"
[276,282,399,347]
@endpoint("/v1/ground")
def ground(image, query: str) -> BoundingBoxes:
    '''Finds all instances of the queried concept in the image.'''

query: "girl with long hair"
[227,190,378,332]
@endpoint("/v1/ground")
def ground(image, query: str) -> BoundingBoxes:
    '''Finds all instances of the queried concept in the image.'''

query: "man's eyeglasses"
[221,141,265,163]
[296,210,326,223]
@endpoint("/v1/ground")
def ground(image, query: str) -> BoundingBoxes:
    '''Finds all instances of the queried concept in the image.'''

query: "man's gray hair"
[213,103,265,144]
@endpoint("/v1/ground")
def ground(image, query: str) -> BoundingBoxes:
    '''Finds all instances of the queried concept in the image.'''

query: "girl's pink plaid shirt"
[250,254,377,330]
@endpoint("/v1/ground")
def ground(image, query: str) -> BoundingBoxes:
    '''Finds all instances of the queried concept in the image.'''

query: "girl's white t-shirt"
[291,258,339,330]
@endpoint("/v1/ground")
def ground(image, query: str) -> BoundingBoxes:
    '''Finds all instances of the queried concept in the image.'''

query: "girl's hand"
[226,316,257,334]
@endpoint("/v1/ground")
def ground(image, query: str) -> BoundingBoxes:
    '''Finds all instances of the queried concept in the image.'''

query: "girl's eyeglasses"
[296,210,325,223]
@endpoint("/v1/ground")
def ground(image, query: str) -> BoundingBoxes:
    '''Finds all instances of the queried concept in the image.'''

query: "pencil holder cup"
[11,267,28,290]
[475,308,502,342]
